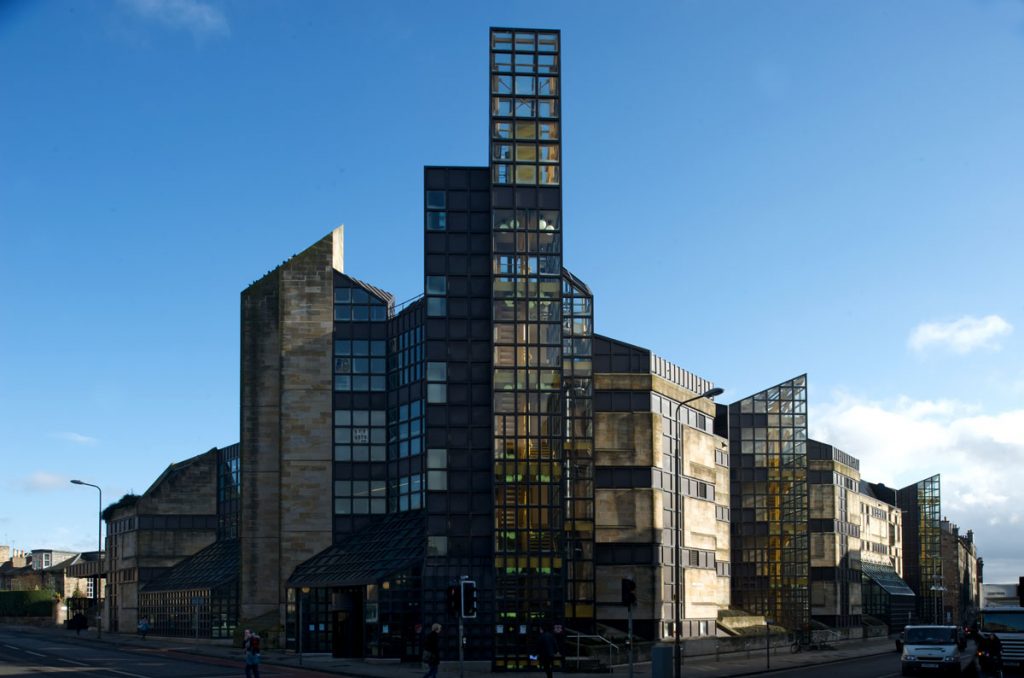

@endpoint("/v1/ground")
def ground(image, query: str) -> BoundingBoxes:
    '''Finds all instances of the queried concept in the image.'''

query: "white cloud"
[51,432,98,446]
[120,0,229,38]
[23,472,69,491]
[812,391,1024,583]
[908,314,1012,354]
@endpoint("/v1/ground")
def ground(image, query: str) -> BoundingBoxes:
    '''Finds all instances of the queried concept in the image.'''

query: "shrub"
[0,590,55,617]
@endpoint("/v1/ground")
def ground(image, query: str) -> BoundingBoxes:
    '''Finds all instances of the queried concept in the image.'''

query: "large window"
[334,409,386,462]
[334,339,387,392]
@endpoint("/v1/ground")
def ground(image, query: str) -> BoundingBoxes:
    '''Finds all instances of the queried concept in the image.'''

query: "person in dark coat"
[422,623,442,678]
[537,625,560,678]
[243,629,261,678]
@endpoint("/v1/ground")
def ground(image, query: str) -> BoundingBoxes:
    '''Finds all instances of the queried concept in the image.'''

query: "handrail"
[559,626,620,670]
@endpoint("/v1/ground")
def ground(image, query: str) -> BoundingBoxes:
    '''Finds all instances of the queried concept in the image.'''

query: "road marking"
[25,651,46,657]
[3,645,18,650]
[56,659,89,666]
[105,670,152,678]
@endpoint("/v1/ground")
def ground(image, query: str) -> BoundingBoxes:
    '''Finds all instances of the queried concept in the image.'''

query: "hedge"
[0,590,55,616]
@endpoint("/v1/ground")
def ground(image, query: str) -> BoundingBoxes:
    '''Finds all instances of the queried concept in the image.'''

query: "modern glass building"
[898,475,943,623]
[727,375,810,630]
[239,28,613,669]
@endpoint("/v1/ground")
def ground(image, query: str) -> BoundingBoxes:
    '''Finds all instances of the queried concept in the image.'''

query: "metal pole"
[71,480,102,640]
[458,615,464,678]
[628,602,634,678]
[766,620,770,671]
[670,387,723,678]
[97,486,102,640]
[299,591,303,666]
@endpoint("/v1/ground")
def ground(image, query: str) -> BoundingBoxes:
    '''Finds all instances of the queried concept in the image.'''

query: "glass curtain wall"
[728,375,810,631]
[490,27,565,668]
[561,273,595,626]
[898,475,941,623]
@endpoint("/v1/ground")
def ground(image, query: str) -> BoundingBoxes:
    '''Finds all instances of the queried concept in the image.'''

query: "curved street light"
[672,386,724,678]
[70,479,102,639]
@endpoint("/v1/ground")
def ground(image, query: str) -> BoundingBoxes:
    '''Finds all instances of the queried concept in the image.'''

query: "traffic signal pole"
[457,577,476,678]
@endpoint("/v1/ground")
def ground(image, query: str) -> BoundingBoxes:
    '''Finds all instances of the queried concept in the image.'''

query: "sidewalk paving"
[13,624,897,678]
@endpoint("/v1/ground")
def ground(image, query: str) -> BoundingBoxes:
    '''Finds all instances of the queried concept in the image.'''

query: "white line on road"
[105,669,153,678]
[2,645,18,650]
[56,658,89,666]
[25,650,46,657]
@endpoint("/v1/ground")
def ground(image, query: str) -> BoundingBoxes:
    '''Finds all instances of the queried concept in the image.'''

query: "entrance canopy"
[288,511,425,588]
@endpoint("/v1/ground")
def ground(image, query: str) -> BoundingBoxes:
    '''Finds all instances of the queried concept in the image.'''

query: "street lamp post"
[70,479,102,640]
[672,386,724,678]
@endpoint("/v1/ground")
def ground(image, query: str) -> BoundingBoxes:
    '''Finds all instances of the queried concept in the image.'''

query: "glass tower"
[728,375,810,630]
[489,27,568,668]
[898,475,942,623]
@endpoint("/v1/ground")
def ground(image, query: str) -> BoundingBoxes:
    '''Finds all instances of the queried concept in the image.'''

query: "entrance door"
[331,589,364,658]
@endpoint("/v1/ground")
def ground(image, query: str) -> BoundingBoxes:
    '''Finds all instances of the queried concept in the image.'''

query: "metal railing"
[560,626,620,669]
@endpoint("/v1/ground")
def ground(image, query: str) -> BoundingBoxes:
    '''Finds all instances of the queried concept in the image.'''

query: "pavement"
[9,624,899,677]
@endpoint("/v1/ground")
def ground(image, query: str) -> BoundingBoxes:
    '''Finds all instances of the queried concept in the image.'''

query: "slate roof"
[288,511,424,588]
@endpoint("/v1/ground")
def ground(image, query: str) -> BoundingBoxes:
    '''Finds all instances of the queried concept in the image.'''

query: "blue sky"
[2,1,1022,583]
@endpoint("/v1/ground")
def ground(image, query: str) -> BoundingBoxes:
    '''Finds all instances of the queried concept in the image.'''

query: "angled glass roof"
[288,511,424,588]
[862,561,916,597]
[142,539,239,593]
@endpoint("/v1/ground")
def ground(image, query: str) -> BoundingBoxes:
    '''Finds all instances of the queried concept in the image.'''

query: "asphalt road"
[0,628,322,678]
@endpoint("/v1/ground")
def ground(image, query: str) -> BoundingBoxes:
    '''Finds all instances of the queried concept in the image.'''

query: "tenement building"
[239,28,728,668]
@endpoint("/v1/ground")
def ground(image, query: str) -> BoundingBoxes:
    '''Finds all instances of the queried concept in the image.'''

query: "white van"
[900,625,970,676]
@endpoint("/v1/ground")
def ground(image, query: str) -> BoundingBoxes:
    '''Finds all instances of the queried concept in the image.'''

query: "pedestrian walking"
[137,616,150,640]
[537,625,561,678]
[421,623,441,678]
[243,629,261,678]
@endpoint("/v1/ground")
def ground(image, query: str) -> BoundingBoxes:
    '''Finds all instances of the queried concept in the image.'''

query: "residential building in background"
[940,519,980,625]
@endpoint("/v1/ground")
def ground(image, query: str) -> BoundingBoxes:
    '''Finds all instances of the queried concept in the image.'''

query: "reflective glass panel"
[492,74,513,94]
[515,122,536,139]
[515,76,535,95]
[538,122,559,139]
[515,164,537,185]
[515,144,537,161]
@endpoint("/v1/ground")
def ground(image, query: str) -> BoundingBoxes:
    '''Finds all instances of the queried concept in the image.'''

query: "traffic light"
[446,584,461,617]
[621,577,637,607]
[461,579,478,618]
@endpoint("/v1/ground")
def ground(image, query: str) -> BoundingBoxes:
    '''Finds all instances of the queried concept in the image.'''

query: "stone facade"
[104,449,219,632]
[858,489,903,573]
[940,520,980,625]
[808,441,863,627]
[593,369,730,640]
[240,227,341,641]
